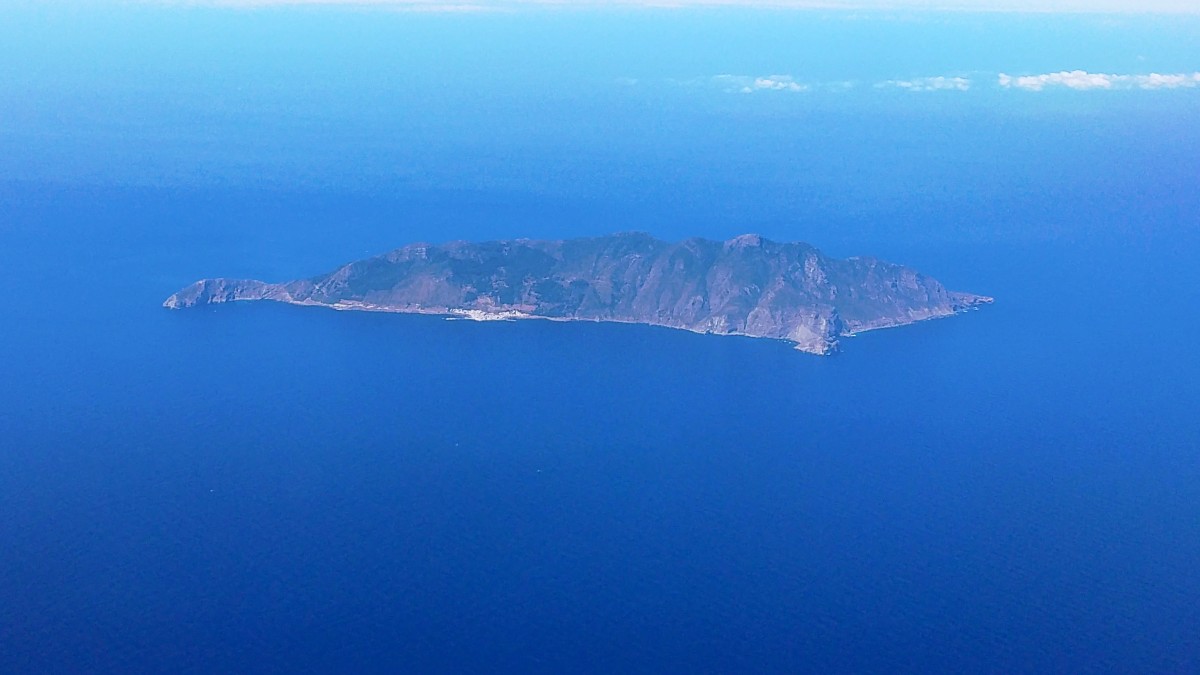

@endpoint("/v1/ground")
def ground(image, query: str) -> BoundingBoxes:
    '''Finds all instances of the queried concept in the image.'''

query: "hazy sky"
[3,0,1197,193]
[134,0,1200,14]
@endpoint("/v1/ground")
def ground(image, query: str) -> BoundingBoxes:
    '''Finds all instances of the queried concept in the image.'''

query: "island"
[164,232,992,355]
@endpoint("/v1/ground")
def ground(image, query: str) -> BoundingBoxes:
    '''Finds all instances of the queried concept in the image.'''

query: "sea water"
[2,8,1200,673]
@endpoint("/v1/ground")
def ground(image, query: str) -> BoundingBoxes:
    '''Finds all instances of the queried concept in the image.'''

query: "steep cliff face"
[164,233,992,354]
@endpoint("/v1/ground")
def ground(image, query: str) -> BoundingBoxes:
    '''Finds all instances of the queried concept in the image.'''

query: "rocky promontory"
[164,233,992,355]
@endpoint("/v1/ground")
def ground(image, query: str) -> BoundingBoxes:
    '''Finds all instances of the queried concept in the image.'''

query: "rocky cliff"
[164,233,992,355]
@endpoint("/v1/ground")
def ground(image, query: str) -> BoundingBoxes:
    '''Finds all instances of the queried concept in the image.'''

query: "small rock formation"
[164,233,992,355]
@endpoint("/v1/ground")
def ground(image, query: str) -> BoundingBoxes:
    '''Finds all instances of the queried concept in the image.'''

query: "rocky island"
[164,233,992,355]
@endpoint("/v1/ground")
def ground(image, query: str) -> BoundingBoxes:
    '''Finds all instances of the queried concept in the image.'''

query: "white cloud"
[681,71,1200,96]
[999,70,1200,91]
[877,76,971,91]
[751,76,808,93]
[1136,72,1200,89]
[712,74,808,94]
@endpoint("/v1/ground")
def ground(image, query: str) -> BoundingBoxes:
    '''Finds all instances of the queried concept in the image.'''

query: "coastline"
[177,295,990,356]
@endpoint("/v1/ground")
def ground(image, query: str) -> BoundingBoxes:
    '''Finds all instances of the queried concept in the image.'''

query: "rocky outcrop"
[164,233,992,355]
[162,278,292,309]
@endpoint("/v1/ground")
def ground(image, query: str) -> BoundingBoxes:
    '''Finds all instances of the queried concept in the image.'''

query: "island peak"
[725,233,768,248]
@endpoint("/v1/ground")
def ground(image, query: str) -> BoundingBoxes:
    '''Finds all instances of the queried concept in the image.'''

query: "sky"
[6,0,1200,11]
[1,0,1197,197]
[117,0,1200,14]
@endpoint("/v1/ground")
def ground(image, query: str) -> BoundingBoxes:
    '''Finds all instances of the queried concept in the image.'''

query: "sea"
[2,7,1200,673]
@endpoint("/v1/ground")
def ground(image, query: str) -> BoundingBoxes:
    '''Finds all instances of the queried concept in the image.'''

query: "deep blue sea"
[3,7,1200,674]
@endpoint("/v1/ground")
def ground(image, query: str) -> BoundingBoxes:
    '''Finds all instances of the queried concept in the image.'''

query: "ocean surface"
[3,7,1200,673]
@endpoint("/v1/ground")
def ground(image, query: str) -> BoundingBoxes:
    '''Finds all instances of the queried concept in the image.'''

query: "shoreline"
[199,296,990,356]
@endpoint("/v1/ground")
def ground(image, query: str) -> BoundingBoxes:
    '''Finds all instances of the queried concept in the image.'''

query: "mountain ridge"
[164,232,993,355]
